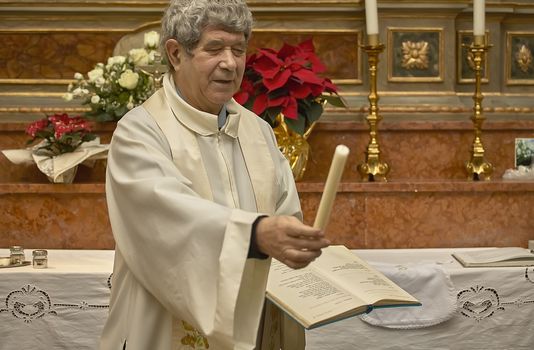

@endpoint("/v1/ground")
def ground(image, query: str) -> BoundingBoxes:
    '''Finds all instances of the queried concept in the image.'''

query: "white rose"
[62,93,73,101]
[128,48,150,66]
[74,72,83,80]
[127,102,134,110]
[95,77,106,87]
[87,67,104,82]
[72,87,83,96]
[148,50,157,63]
[118,69,139,90]
[107,55,126,67]
[144,31,160,49]
[91,95,101,104]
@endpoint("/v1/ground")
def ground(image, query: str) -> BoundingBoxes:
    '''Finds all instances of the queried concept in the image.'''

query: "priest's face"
[172,27,247,115]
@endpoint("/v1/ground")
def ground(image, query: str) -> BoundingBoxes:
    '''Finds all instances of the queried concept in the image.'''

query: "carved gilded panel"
[387,28,443,82]
[506,32,534,85]
[0,33,122,80]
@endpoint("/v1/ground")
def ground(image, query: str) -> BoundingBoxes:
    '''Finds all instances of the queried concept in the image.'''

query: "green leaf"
[322,94,347,108]
[306,102,323,123]
[82,134,97,142]
[285,117,306,135]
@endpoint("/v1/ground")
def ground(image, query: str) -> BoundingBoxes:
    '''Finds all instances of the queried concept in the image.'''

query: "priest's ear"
[164,39,182,71]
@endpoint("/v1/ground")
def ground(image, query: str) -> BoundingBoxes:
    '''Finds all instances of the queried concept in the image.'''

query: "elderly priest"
[99,1,330,349]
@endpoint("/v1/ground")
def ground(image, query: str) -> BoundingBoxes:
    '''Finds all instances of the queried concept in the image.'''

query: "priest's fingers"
[280,248,322,269]
[270,215,325,241]
[287,236,330,251]
[255,215,329,259]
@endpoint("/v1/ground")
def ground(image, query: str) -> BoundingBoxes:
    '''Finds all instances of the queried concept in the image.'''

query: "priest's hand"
[255,216,330,269]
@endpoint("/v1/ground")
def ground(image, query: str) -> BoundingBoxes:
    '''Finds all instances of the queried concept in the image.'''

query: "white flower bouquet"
[64,31,161,122]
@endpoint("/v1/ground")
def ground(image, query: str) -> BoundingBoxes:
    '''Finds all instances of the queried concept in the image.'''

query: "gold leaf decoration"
[516,44,533,73]
[401,40,429,70]
[180,320,209,349]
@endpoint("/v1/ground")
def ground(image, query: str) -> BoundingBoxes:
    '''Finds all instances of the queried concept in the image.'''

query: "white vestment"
[100,74,302,350]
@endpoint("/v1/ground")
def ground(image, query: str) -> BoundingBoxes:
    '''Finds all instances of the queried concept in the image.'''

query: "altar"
[1,248,534,349]
[306,248,534,350]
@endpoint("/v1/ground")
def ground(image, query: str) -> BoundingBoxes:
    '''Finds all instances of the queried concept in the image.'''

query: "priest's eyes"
[204,46,246,57]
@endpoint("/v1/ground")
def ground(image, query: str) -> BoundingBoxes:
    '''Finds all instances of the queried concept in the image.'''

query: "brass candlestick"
[465,36,493,181]
[137,52,168,91]
[357,41,389,182]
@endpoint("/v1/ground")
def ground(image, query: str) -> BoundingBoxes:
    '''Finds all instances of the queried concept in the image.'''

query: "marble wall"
[1,180,533,250]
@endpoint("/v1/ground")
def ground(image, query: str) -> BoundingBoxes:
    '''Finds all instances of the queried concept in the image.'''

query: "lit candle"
[473,0,485,42]
[313,145,350,230]
[365,0,379,46]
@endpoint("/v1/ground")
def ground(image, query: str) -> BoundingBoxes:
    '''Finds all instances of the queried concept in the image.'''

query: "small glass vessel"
[10,246,25,265]
[32,249,48,269]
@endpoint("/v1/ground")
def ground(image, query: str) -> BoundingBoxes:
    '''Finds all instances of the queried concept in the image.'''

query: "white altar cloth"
[0,249,114,350]
[306,248,534,350]
[2,248,533,350]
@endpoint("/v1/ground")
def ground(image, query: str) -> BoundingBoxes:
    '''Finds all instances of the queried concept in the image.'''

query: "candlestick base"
[357,157,389,182]
[465,158,493,181]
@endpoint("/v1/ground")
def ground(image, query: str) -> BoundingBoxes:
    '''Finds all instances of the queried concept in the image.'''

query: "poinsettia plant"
[26,113,97,156]
[234,39,345,135]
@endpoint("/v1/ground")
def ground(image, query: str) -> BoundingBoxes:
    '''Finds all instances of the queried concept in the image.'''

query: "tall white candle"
[473,0,485,37]
[365,0,379,35]
[313,145,350,230]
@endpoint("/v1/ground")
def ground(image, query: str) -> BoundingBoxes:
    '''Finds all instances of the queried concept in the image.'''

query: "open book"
[452,247,534,267]
[266,245,421,329]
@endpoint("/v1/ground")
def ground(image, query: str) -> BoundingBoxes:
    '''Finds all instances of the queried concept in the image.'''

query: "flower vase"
[273,115,316,181]
[47,165,78,184]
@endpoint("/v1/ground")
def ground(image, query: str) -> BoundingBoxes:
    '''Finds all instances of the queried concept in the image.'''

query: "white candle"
[473,0,485,37]
[365,0,379,35]
[313,145,350,230]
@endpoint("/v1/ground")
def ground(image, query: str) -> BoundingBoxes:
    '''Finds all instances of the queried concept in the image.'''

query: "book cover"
[452,247,534,267]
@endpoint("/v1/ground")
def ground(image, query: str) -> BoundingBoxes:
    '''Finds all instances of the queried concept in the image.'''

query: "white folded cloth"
[359,262,457,329]
[2,138,108,183]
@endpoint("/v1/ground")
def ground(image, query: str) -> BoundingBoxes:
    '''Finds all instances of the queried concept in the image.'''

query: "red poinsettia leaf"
[289,83,312,99]
[298,38,315,53]
[287,60,307,72]
[307,54,326,73]
[309,83,325,96]
[233,90,250,105]
[277,42,299,60]
[295,39,326,73]
[281,96,298,119]
[323,78,338,93]
[264,68,292,91]
[252,93,269,115]
[267,95,287,108]
[292,68,324,86]
[252,58,280,80]
[245,53,257,66]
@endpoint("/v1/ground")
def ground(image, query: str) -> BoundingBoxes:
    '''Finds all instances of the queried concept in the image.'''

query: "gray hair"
[160,0,253,67]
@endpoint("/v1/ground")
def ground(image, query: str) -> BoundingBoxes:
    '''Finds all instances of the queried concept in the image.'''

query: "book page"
[311,246,418,305]
[454,247,534,264]
[267,258,368,328]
